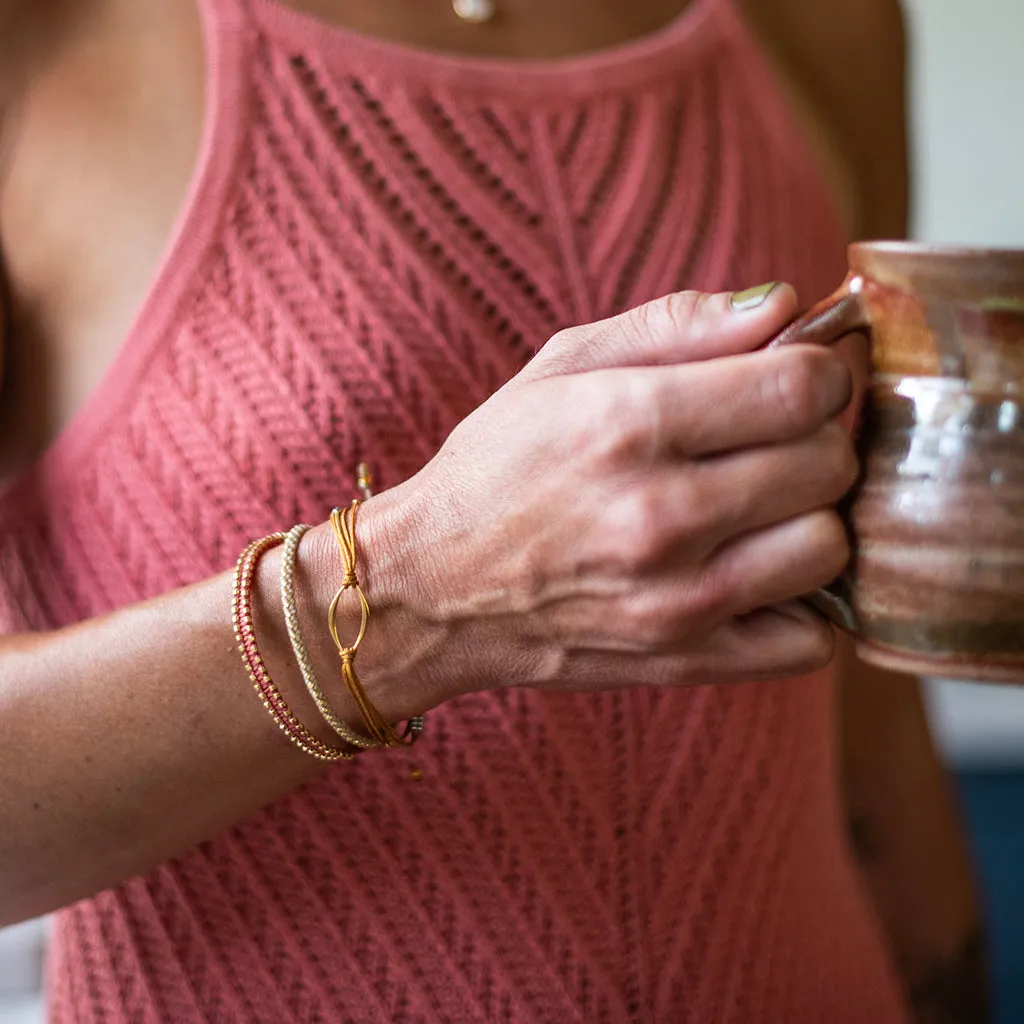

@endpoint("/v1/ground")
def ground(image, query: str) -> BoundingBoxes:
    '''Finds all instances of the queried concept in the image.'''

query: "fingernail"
[730,282,778,312]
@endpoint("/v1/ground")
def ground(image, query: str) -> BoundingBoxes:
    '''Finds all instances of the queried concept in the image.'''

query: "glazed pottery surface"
[773,242,1024,683]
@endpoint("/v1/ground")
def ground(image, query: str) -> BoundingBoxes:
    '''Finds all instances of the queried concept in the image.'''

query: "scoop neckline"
[251,0,727,97]
[0,0,732,519]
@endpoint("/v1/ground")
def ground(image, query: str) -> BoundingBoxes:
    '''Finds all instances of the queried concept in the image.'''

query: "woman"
[0,0,985,1020]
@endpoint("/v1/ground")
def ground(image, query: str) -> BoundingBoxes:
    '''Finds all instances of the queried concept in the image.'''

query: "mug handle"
[767,281,868,351]
[767,282,870,633]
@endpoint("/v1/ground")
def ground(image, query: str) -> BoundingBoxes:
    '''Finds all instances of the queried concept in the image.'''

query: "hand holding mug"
[366,284,860,701]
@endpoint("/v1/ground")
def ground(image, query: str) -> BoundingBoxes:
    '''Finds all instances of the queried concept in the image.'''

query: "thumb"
[521,283,800,382]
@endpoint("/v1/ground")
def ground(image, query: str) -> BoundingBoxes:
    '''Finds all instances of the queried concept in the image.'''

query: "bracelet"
[232,534,355,762]
[328,500,425,747]
[280,524,380,750]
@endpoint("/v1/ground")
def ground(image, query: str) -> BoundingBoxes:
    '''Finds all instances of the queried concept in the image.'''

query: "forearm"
[0,286,869,924]
[858,845,989,1024]
[854,802,989,1024]
[0,495,451,926]
[840,651,990,1022]
[902,933,989,1024]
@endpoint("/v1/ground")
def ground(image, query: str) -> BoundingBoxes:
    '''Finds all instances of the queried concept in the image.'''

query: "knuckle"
[767,348,829,430]
[817,423,861,498]
[581,375,661,465]
[805,510,852,579]
[620,593,683,649]
[787,625,837,675]
[625,291,703,347]
[621,582,721,650]
[547,326,574,350]
[525,327,577,379]
[602,489,672,567]
[661,290,705,335]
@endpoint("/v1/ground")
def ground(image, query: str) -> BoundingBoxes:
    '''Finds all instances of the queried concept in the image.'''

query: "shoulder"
[737,0,910,238]
[737,0,906,60]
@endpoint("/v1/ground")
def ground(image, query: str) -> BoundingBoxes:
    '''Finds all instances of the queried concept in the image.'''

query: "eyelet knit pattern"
[0,0,908,1020]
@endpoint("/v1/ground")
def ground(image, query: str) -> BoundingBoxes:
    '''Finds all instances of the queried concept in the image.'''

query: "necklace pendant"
[452,0,497,24]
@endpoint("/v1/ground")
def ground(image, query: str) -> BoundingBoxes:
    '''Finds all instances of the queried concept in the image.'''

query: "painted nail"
[730,282,778,312]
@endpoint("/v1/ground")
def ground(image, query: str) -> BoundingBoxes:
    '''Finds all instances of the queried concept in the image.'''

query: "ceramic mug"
[770,241,1024,683]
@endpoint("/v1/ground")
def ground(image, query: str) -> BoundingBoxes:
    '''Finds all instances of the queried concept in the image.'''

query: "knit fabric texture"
[0,0,910,1020]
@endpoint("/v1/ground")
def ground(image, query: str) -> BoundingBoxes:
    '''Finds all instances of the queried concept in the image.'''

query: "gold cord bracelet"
[328,500,424,747]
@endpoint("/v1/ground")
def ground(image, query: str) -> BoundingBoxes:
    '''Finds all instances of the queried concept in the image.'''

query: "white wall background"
[903,0,1024,248]
[900,0,1024,767]
[0,1,1022,1021]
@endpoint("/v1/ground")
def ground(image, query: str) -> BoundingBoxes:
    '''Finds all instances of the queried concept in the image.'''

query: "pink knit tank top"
[0,0,910,1020]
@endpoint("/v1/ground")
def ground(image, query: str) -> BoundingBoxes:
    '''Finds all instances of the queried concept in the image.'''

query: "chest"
[0,0,850,494]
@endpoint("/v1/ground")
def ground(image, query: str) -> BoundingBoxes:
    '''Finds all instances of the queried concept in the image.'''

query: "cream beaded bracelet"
[280,523,380,751]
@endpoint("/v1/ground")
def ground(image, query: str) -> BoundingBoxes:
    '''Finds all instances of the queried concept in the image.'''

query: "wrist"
[298,487,471,723]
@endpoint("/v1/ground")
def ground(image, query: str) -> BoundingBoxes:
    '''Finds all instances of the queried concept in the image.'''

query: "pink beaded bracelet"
[232,533,355,763]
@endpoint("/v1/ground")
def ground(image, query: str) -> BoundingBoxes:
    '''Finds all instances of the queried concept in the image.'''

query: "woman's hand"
[355,285,858,703]
[0,284,857,920]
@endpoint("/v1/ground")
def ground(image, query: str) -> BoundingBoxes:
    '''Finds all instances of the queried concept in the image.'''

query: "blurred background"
[903,0,1024,1020]
[1,0,1022,1021]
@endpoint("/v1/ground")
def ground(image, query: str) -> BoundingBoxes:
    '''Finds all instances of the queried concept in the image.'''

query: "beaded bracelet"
[280,523,380,750]
[328,500,424,747]
[232,534,355,762]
